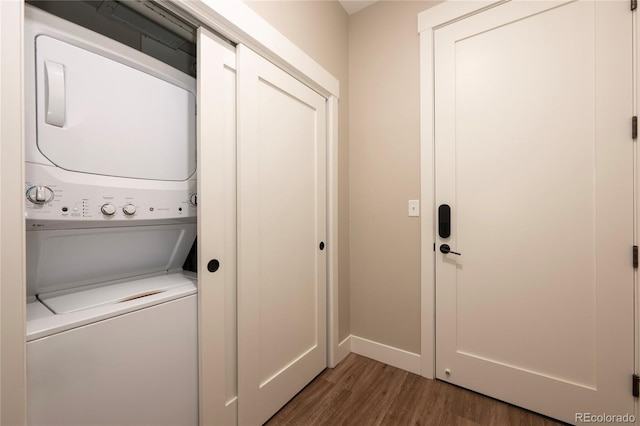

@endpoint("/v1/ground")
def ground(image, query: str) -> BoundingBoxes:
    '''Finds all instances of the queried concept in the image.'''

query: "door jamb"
[633,1,639,421]
[0,1,27,423]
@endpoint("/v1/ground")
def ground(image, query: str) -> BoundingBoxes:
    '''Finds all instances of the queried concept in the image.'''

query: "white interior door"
[237,45,327,426]
[434,1,634,423]
[197,28,237,426]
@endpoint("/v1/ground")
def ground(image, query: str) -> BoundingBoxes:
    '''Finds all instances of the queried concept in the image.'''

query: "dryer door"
[35,36,196,181]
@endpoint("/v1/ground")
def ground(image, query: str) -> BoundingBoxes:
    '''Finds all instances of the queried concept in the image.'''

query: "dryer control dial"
[26,186,54,204]
[101,203,116,216]
[189,193,197,207]
[122,204,136,216]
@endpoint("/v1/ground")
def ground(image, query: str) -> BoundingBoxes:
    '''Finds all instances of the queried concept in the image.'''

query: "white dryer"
[24,5,199,425]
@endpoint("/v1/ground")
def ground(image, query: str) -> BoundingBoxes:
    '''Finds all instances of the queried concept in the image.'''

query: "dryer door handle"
[44,60,66,127]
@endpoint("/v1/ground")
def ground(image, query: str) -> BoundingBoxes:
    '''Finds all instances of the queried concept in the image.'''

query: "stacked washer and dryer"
[24,5,199,425]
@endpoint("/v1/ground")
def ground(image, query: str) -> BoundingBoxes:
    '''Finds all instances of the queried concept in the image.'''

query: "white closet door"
[237,45,327,426]
[197,28,237,426]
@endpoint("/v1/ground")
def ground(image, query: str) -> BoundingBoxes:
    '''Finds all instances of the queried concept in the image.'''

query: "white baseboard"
[335,335,351,365]
[350,335,421,375]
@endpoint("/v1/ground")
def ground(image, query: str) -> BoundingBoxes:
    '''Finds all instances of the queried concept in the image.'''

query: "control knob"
[26,186,54,204]
[101,203,116,216]
[122,204,136,216]
[190,193,197,206]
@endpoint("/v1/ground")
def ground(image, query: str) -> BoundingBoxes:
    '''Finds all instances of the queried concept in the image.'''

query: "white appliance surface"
[26,222,196,296]
[27,293,198,426]
[41,273,194,314]
[35,35,196,181]
[24,6,197,174]
[26,272,196,341]
[25,162,197,223]
[24,6,199,426]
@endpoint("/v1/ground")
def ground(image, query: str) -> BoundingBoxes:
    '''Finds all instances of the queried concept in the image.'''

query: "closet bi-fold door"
[237,45,327,426]
[197,28,237,426]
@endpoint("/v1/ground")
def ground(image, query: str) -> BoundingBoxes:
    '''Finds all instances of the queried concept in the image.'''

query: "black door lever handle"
[440,244,461,256]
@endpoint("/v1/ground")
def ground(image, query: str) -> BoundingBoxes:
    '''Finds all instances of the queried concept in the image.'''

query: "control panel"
[25,163,197,223]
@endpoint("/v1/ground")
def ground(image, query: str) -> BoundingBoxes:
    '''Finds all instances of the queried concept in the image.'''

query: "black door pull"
[440,244,461,256]
[438,205,451,238]
[207,259,220,272]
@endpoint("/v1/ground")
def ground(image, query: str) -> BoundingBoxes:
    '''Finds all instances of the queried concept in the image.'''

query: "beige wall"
[244,0,351,342]
[349,0,438,354]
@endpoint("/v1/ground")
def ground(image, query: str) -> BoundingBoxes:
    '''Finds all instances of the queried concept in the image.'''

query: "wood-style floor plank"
[325,362,408,426]
[265,353,566,426]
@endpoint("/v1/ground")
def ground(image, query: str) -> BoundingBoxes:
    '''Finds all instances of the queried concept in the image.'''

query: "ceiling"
[338,0,378,15]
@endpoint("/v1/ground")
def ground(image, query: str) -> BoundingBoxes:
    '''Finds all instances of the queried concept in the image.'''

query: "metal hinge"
[633,374,639,397]
[633,116,638,139]
[634,246,638,268]
[632,0,637,11]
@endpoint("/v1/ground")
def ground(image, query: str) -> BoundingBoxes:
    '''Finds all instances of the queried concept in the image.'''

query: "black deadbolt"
[438,204,451,238]
[207,259,220,273]
[319,242,325,250]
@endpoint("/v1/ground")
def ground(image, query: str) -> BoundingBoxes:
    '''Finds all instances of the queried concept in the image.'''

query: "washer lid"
[26,222,197,297]
[35,35,196,181]
[39,273,195,314]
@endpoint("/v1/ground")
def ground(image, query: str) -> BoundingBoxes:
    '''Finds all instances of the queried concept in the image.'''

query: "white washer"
[24,6,199,425]
[27,274,198,426]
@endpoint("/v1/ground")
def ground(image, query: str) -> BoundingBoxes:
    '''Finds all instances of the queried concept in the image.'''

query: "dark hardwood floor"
[265,353,565,426]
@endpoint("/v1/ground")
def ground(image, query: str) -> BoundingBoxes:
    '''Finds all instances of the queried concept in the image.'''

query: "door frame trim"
[418,0,505,380]
[634,2,639,420]
[0,0,27,423]
[167,0,339,99]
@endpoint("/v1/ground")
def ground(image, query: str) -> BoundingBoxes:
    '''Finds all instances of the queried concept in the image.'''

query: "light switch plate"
[408,200,420,217]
